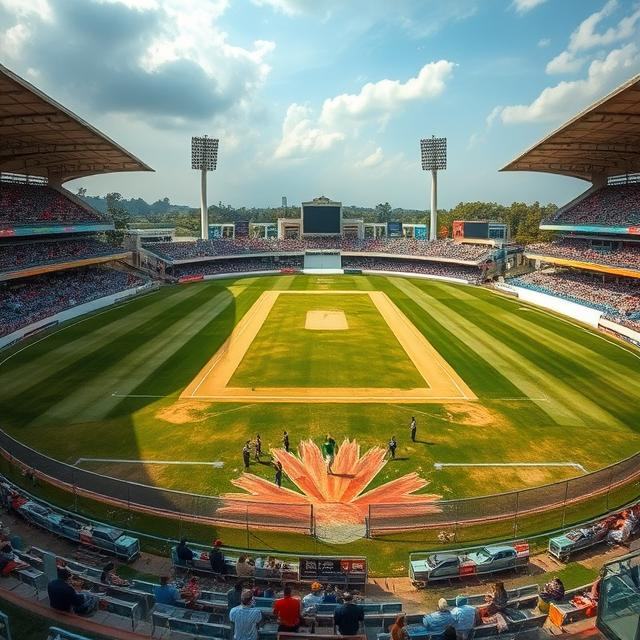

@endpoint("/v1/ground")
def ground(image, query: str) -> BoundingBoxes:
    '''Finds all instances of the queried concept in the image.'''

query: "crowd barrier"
[0,430,637,542]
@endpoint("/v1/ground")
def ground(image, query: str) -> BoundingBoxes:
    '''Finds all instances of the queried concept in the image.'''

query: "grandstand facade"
[502,74,640,342]
[0,65,153,347]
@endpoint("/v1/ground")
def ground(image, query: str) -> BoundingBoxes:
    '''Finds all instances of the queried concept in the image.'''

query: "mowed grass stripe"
[0,285,205,398]
[389,277,585,425]
[443,283,640,388]
[420,280,640,427]
[442,297,630,428]
[31,286,244,425]
[5,285,232,428]
[378,277,523,399]
[119,281,268,406]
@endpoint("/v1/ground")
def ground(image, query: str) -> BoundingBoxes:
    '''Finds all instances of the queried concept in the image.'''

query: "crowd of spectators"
[0,184,105,226]
[1,266,146,337]
[527,238,640,272]
[342,257,484,282]
[509,269,640,330]
[173,257,303,278]
[148,238,492,263]
[544,183,640,227]
[0,238,123,274]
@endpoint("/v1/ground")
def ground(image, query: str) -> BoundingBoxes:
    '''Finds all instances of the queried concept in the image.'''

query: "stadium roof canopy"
[501,74,640,182]
[0,63,153,183]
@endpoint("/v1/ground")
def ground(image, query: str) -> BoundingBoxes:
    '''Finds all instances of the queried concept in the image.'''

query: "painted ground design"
[0,274,639,505]
[181,290,475,401]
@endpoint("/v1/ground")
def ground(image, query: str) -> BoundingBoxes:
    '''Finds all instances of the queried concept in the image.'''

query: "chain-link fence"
[0,429,637,541]
[368,452,640,538]
[0,430,313,534]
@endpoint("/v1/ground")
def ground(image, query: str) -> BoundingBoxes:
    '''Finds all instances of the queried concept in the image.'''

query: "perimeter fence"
[0,429,638,544]
[0,430,313,535]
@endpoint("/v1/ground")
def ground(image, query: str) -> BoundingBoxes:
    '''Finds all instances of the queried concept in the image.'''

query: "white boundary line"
[74,457,224,468]
[434,461,587,472]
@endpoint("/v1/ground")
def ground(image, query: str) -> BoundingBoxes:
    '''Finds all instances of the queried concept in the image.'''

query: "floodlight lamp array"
[420,137,447,171]
[191,136,219,171]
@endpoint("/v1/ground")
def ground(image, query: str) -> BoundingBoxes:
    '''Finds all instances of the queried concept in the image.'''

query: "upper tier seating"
[544,183,640,226]
[0,184,105,227]
[0,239,124,275]
[526,238,640,272]
[147,239,492,263]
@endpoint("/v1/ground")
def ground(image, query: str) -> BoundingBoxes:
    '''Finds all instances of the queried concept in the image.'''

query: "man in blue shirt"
[154,576,182,605]
[451,595,476,639]
[423,598,456,636]
[229,589,263,640]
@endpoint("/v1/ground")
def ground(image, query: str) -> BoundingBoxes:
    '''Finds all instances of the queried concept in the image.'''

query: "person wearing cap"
[302,582,324,611]
[209,539,227,574]
[451,596,476,639]
[333,592,364,636]
[229,589,263,640]
[273,585,302,632]
[423,598,455,636]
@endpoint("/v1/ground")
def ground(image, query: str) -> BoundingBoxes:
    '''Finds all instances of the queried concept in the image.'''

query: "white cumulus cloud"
[546,0,640,74]
[274,61,455,160]
[500,42,640,124]
[355,147,384,169]
[511,0,548,14]
[319,60,455,128]
[274,104,345,159]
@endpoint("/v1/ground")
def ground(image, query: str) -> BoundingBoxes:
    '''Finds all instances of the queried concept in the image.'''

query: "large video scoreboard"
[301,197,342,235]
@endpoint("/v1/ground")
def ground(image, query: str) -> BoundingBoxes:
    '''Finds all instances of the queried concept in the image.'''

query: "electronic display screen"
[303,205,341,234]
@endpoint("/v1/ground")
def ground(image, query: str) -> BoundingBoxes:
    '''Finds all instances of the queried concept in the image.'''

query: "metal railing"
[0,429,638,542]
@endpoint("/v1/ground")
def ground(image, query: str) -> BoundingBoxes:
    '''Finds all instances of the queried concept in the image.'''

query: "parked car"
[410,542,529,585]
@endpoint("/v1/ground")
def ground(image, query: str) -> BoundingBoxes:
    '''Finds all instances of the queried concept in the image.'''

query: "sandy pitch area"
[305,310,349,331]
[180,291,476,403]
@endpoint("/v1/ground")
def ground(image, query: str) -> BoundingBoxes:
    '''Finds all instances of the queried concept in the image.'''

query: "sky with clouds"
[1,0,640,209]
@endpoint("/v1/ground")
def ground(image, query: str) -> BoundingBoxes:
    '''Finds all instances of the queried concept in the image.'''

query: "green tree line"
[85,190,557,244]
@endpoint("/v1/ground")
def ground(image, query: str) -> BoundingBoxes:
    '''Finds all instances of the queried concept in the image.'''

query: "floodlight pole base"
[429,169,437,241]
[200,167,208,240]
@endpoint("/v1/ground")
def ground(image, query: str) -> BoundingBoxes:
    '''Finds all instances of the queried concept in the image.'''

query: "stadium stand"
[0,184,106,227]
[146,239,493,263]
[0,238,125,275]
[526,238,640,272]
[543,183,640,227]
[173,256,303,278]
[0,267,147,337]
[508,269,640,330]
[342,257,483,282]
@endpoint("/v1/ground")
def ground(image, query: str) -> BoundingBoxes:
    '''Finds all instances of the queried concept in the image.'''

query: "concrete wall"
[496,283,602,327]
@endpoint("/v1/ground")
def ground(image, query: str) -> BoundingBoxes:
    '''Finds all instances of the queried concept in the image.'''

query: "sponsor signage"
[235,220,250,237]
[0,224,112,237]
[387,221,402,238]
[178,274,204,283]
[298,556,367,581]
[414,224,427,239]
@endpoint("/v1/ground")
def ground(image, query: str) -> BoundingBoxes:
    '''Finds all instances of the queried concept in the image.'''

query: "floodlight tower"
[420,136,447,241]
[191,135,219,240]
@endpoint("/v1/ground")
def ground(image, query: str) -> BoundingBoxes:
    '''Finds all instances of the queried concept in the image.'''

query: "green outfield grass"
[0,273,639,576]
[230,292,425,388]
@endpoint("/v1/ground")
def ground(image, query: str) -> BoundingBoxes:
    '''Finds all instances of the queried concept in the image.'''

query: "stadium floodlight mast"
[191,135,219,240]
[420,136,447,241]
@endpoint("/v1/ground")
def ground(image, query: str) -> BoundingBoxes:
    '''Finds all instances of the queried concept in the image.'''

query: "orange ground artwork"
[221,439,441,543]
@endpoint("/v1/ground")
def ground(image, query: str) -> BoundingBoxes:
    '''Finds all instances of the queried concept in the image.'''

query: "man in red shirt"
[273,585,302,632]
